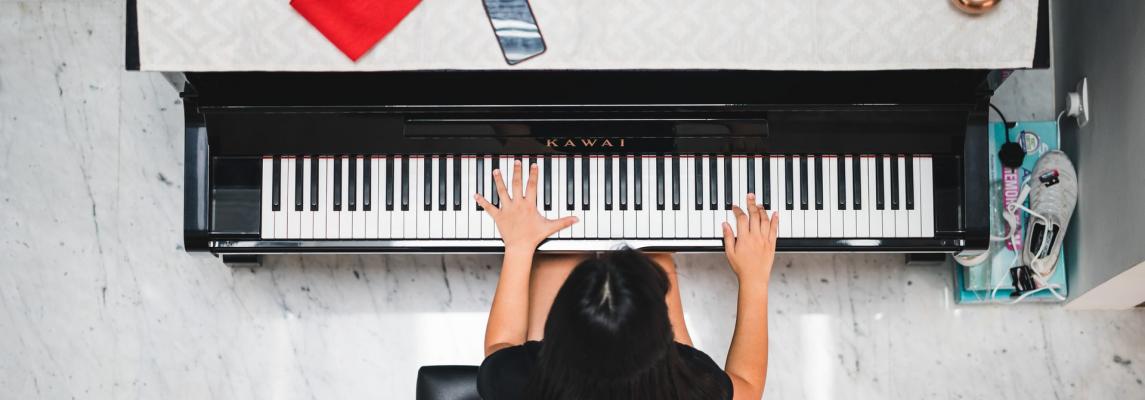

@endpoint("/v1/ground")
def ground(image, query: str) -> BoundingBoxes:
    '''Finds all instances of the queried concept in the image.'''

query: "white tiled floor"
[1,2,1143,399]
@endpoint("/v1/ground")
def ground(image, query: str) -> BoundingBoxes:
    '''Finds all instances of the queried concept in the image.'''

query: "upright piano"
[178,70,1002,262]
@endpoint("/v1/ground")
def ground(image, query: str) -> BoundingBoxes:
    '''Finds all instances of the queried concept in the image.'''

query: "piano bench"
[416,366,480,400]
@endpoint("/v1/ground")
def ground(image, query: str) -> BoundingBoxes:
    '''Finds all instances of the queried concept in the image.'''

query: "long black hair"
[524,249,728,400]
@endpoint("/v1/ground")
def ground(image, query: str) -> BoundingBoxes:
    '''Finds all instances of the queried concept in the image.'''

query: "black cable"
[989,103,1025,169]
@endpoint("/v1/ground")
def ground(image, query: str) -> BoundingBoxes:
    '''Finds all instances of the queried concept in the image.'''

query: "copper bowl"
[951,0,1000,14]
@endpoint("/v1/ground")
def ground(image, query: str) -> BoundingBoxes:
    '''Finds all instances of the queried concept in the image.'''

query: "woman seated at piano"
[475,160,776,400]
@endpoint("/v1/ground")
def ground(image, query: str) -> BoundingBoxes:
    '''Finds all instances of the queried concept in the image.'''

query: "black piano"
[176,69,1007,261]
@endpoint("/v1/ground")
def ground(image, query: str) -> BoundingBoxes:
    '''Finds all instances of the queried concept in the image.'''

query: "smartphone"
[482,0,546,65]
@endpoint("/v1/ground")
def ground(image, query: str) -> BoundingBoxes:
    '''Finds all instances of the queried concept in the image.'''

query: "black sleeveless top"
[477,341,733,399]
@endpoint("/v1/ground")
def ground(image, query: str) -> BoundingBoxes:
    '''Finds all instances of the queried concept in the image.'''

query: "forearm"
[725,279,770,397]
[483,248,536,356]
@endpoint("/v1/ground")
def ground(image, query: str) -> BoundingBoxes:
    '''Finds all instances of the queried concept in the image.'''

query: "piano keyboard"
[259,155,935,244]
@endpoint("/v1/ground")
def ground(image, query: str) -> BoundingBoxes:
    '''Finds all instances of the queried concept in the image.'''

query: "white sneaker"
[1021,150,1077,278]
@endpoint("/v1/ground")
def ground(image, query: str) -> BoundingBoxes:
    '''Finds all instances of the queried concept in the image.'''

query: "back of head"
[525,249,726,400]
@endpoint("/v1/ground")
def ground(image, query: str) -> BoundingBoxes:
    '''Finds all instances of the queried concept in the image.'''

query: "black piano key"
[453,157,462,211]
[671,155,681,210]
[708,156,718,210]
[604,156,614,210]
[400,156,409,211]
[271,156,281,212]
[438,156,447,211]
[566,157,575,211]
[363,155,372,211]
[656,157,666,211]
[333,156,343,211]
[905,154,915,210]
[386,156,395,211]
[799,156,808,210]
[491,157,500,207]
[762,155,771,209]
[581,156,591,210]
[852,155,862,210]
[294,156,304,211]
[723,156,732,210]
[345,155,354,212]
[543,155,552,211]
[619,156,628,210]
[694,157,703,210]
[310,156,319,211]
[635,157,644,211]
[424,156,433,211]
[875,155,885,210]
[837,154,846,210]
[746,156,756,194]
[890,154,900,210]
[542,154,551,210]
[475,157,485,211]
[814,155,823,210]
[784,155,793,210]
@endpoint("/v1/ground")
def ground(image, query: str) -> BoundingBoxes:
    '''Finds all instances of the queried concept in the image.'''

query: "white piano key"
[908,156,922,237]
[392,158,407,239]
[867,157,882,237]
[338,157,352,239]
[805,156,818,238]
[714,156,727,234]
[363,157,376,238]
[894,156,909,237]
[843,156,856,238]
[429,157,443,239]
[775,157,790,238]
[921,157,935,237]
[637,157,651,238]
[881,156,895,237]
[536,157,545,217]
[352,157,366,239]
[597,157,609,238]
[443,157,456,239]
[650,158,663,239]
[286,157,300,239]
[261,157,274,239]
[316,157,330,239]
[829,157,842,237]
[458,157,471,239]
[572,157,585,238]
[301,157,314,239]
[556,156,569,239]
[729,157,742,235]
[698,157,712,238]
[404,157,419,239]
[414,157,428,239]
[624,156,638,238]
[377,157,390,239]
[687,157,702,238]
[791,156,805,238]
[274,157,289,239]
[817,157,830,237]
[769,157,780,214]
[610,157,624,238]
[481,156,496,239]
[673,157,687,238]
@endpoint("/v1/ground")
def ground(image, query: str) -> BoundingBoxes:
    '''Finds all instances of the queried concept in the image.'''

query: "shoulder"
[477,341,542,400]
[675,343,735,399]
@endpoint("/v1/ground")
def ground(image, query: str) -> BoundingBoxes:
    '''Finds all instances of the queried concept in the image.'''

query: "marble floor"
[2,1,1144,399]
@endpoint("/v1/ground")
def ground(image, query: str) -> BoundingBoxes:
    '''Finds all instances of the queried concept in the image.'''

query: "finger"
[474,193,498,216]
[722,222,736,255]
[747,194,761,233]
[526,162,539,200]
[492,169,510,202]
[768,211,779,243]
[513,159,524,199]
[546,216,579,236]
[732,205,749,236]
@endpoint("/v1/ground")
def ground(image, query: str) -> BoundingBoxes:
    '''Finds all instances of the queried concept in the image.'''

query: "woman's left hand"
[475,160,578,251]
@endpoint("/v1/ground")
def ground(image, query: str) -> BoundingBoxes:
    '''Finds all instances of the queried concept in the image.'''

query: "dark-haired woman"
[475,160,776,400]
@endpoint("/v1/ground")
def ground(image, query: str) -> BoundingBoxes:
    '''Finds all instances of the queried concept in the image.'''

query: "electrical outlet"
[1065,77,1091,127]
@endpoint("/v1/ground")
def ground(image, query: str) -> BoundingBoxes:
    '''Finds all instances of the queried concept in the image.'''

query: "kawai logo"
[545,138,626,148]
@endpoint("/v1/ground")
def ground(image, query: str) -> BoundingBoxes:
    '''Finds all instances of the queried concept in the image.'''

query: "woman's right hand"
[721,193,778,284]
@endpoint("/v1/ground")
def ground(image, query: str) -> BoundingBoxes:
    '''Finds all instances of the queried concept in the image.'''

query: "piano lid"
[129,0,1044,72]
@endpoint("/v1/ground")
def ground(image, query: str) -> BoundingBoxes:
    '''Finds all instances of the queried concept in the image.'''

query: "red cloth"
[291,0,422,61]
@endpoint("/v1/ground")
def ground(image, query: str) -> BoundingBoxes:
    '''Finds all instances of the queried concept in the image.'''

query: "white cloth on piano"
[136,0,1040,72]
